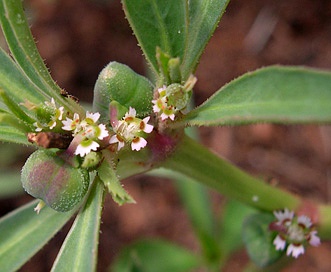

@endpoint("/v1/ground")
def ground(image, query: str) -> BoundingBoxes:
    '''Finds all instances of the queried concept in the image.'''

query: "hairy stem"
[163,135,301,211]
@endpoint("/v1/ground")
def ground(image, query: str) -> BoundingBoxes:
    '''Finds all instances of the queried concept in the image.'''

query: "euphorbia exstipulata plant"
[1,0,331,271]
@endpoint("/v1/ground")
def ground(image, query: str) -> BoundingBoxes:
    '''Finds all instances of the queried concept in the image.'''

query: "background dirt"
[1,0,331,271]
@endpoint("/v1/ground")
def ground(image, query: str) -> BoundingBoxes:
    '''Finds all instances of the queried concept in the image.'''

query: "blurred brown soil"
[1,0,331,271]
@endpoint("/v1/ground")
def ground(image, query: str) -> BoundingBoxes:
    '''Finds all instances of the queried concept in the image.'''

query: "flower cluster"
[270,209,320,258]
[109,107,153,151]
[152,86,176,121]
[33,98,64,131]
[152,75,196,121]
[30,97,154,156]
[62,112,108,157]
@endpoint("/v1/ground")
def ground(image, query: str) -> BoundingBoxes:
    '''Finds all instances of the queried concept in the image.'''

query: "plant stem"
[317,204,331,238]
[163,135,301,212]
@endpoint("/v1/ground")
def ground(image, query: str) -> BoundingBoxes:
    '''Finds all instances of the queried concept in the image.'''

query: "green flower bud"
[21,149,90,212]
[93,62,154,122]
[166,83,190,111]
[81,151,102,169]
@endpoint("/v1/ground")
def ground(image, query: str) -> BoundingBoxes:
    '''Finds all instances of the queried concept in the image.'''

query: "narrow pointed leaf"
[0,124,30,145]
[0,48,47,105]
[149,168,220,263]
[51,178,105,272]
[0,173,23,198]
[122,0,187,75]
[0,0,61,94]
[174,174,221,263]
[0,200,75,272]
[112,239,200,272]
[181,0,230,80]
[219,200,256,258]
[0,1,84,114]
[179,66,331,126]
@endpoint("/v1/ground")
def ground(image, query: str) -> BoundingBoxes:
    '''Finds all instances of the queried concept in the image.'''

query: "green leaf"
[0,2,84,115]
[122,0,187,76]
[0,48,47,105]
[51,177,105,272]
[0,172,24,199]
[0,200,75,272]
[181,0,230,80]
[219,200,256,258]
[179,66,331,126]
[111,239,200,272]
[0,124,30,145]
[98,151,135,205]
[0,0,61,95]
[242,213,283,267]
[174,173,221,264]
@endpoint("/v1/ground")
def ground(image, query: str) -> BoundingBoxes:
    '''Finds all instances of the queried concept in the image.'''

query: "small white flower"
[62,111,109,157]
[286,243,305,258]
[273,235,286,251]
[157,86,167,96]
[86,111,100,123]
[274,208,294,225]
[152,95,176,121]
[270,209,321,258]
[75,140,99,157]
[297,215,312,228]
[62,113,80,132]
[161,111,175,121]
[34,98,65,131]
[109,107,153,151]
[152,102,161,113]
[34,122,43,132]
[131,137,147,151]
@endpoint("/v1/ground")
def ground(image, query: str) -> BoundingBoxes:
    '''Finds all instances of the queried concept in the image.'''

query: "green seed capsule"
[21,149,90,212]
[93,61,154,122]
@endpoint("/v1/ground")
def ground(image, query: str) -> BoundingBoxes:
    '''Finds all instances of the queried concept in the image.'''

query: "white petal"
[142,117,153,133]
[308,231,321,247]
[131,137,147,151]
[286,243,305,258]
[49,120,57,130]
[273,235,286,251]
[157,86,167,96]
[297,215,312,228]
[160,113,169,120]
[73,113,80,121]
[75,141,99,157]
[86,111,100,123]
[109,134,119,144]
[62,117,74,131]
[169,113,175,120]
[274,208,294,224]
[152,103,161,113]
[117,141,125,151]
[124,107,137,119]
[98,124,109,139]
[34,122,43,132]
[58,107,64,120]
[128,107,136,117]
